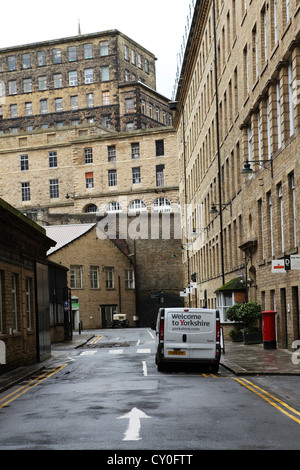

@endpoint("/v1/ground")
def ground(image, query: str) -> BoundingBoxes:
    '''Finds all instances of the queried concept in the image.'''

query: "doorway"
[101,305,117,328]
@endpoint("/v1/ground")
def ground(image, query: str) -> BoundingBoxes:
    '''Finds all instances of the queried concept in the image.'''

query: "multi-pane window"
[55,98,63,112]
[107,145,116,162]
[10,104,18,118]
[84,148,93,164]
[84,68,94,84]
[11,274,18,330]
[124,45,129,60]
[54,73,62,88]
[8,56,16,71]
[85,172,94,188]
[22,53,31,69]
[125,269,135,289]
[102,91,110,105]
[49,179,59,198]
[37,51,46,66]
[106,267,114,289]
[25,278,32,329]
[68,46,77,62]
[69,71,78,86]
[8,80,17,95]
[125,98,134,113]
[52,49,62,64]
[131,143,140,159]
[276,81,282,149]
[103,116,111,128]
[90,266,99,289]
[100,41,109,56]
[156,164,164,187]
[101,66,110,81]
[288,60,295,136]
[86,93,94,108]
[84,44,93,59]
[23,78,32,93]
[70,95,78,109]
[20,154,29,171]
[49,151,57,168]
[38,76,47,91]
[132,167,141,184]
[155,140,164,156]
[40,99,48,114]
[70,265,82,289]
[108,170,117,186]
[21,182,30,201]
[25,102,33,116]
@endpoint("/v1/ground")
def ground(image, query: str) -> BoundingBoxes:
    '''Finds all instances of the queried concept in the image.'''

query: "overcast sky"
[1,0,192,98]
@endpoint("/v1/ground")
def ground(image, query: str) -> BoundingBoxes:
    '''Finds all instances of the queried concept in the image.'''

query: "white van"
[152,308,221,372]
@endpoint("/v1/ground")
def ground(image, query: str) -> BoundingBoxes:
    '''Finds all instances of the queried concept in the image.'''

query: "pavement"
[0,331,300,394]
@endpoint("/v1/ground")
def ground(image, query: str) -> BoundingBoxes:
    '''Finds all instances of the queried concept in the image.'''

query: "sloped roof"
[44,223,96,255]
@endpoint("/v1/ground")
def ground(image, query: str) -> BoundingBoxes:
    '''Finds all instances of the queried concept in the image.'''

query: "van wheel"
[210,363,219,373]
[157,362,165,372]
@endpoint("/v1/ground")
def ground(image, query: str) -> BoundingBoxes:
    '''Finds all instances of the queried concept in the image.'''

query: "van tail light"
[159,318,164,341]
[216,319,220,342]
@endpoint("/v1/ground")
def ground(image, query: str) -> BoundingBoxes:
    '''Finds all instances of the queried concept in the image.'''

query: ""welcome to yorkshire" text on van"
[152,308,221,372]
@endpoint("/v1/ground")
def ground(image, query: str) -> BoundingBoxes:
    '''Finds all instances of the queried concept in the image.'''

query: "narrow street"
[0,328,300,453]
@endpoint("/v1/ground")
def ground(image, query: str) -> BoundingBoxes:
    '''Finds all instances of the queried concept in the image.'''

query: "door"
[101,305,117,328]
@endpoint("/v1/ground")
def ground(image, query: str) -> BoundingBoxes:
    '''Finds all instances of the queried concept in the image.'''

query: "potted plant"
[227,302,262,344]
[227,303,243,342]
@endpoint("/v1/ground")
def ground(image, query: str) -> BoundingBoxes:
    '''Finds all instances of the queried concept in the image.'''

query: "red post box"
[262,311,277,349]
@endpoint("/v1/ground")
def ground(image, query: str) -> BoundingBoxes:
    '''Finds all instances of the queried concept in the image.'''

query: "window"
[128,200,147,213]
[152,198,171,213]
[258,199,264,259]
[68,46,77,62]
[0,81,5,98]
[10,104,18,118]
[100,41,109,56]
[101,66,110,81]
[103,116,111,128]
[156,165,164,186]
[40,99,48,114]
[125,98,134,113]
[84,68,94,84]
[261,7,267,65]
[247,124,253,163]
[38,76,47,91]
[131,50,136,65]
[25,278,32,329]
[141,100,146,114]
[138,54,142,69]
[145,59,149,73]
[131,143,140,159]
[11,274,18,330]
[243,45,249,97]
[37,51,46,66]
[155,140,164,156]
[266,96,271,159]
[286,0,291,22]
[132,167,141,184]
[108,170,117,186]
[276,81,282,149]
[86,93,94,108]
[52,49,62,64]
[49,179,59,198]
[55,98,63,112]
[49,151,57,168]
[267,192,274,256]
[108,145,116,162]
[85,172,94,188]
[69,71,78,86]
[8,80,17,95]
[125,269,135,289]
[8,56,16,71]
[289,172,297,247]
[278,183,284,252]
[24,102,32,116]
[23,78,32,93]
[90,266,99,289]
[106,202,122,212]
[124,45,129,60]
[70,95,78,110]
[271,0,278,47]
[20,154,29,171]
[102,91,110,105]
[288,60,295,136]
[252,26,258,81]
[22,53,31,69]
[21,182,30,201]
[70,265,82,289]
[106,267,114,289]
[54,73,62,88]
[84,148,93,164]
[84,44,93,59]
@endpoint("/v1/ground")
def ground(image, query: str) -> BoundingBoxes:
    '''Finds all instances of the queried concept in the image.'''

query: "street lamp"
[241,158,273,178]
[210,202,232,216]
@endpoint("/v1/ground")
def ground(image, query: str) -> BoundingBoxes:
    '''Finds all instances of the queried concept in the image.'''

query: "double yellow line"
[235,377,300,424]
[89,335,103,345]
[0,364,67,409]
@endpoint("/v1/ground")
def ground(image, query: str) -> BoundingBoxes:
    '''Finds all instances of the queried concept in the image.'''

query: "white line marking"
[108,350,124,354]
[142,361,148,376]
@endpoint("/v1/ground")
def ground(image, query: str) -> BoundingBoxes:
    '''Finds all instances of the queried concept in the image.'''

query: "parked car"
[112,314,129,328]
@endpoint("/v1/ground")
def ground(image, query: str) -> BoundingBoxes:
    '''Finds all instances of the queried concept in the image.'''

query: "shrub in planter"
[227,302,262,343]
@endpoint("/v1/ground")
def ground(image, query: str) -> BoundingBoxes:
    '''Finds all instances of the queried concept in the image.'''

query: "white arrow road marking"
[117,407,151,441]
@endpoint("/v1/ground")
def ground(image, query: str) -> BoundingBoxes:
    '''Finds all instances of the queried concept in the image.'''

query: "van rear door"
[163,308,217,361]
